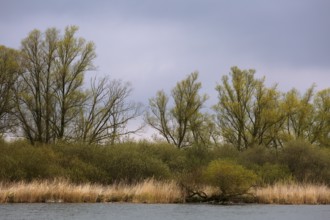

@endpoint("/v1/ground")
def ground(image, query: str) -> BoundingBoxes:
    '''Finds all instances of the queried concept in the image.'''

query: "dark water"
[0,204,329,220]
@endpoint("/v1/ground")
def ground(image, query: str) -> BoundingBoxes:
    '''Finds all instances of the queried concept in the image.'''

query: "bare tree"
[73,77,143,144]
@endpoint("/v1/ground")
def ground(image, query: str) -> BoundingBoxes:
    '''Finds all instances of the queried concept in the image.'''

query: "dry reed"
[1,180,329,204]
[254,183,330,204]
[0,179,183,203]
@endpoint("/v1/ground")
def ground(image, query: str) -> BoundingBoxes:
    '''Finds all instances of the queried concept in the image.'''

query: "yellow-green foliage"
[204,160,257,196]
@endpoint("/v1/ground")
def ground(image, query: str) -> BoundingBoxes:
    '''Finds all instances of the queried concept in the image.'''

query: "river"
[0,204,329,220]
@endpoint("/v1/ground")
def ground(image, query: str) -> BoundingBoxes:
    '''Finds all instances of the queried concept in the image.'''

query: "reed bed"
[255,183,330,204]
[0,179,183,203]
[1,180,329,204]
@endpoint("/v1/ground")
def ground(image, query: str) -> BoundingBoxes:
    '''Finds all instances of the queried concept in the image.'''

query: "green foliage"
[177,145,212,189]
[253,163,292,185]
[210,144,240,161]
[0,45,21,134]
[0,139,329,186]
[0,141,64,181]
[103,146,171,183]
[135,142,186,173]
[204,159,257,196]
[239,145,277,166]
[146,72,210,148]
[214,67,283,150]
[280,140,330,184]
[313,89,330,147]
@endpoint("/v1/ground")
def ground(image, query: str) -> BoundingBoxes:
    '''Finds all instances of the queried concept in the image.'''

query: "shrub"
[135,142,186,174]
[204,159,257,196]
[254,163,292,185]
[239,145,277,167]
[0,142,64,181]
[101,146,171,183]
[210,144,240,161]
[280,140,330,184]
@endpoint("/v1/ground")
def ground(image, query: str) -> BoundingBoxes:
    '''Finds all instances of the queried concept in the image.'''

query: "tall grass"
[1,179,329,204]
[0,179,183,203]
[255,183,330,204]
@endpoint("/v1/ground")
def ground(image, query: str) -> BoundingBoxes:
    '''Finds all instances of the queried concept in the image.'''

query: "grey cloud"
[1,0,329,105]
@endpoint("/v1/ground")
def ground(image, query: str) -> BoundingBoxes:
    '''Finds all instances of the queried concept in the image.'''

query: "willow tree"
[313,89,330,147]
[14,26,96,144]
[280,87,330,147]
[53,26,96,140]
[0,45,21,135]
[146,72,209,148]
[214,67,284,150]
[280,87,315,143]
[13,29,56,143]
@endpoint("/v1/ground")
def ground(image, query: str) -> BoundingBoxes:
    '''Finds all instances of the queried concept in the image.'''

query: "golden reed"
[254,183,330,204]
[0,179,183,203]
[0,179,329,204]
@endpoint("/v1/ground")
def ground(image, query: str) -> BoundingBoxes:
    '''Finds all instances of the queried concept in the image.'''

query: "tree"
[14,26,96,144]
[214,67,284,150]
[0,45,21,135]
[280,87,330,147]
[146,72,209,148]
[312,89,330,147]
[73,77,143,144]
[53,26,96,140]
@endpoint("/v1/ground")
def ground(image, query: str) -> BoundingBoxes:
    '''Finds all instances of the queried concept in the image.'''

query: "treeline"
[1,26,329,148]
[147,69,330,150]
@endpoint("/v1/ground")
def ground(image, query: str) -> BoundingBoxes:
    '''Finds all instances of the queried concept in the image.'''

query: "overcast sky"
[1,0,329,117]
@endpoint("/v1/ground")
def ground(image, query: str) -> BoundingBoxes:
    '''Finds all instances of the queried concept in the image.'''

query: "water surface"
[0,204,329,220]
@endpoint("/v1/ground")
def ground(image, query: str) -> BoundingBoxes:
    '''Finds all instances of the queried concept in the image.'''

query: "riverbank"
[0,179,329,204]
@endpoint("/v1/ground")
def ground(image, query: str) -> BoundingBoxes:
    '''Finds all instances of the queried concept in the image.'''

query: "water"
[0,204,329,220]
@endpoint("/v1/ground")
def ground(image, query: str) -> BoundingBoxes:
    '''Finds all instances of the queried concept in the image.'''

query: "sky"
[1,0,330,138]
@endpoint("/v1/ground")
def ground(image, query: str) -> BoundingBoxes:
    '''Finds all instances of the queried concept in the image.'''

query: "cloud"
[1,0,329,104]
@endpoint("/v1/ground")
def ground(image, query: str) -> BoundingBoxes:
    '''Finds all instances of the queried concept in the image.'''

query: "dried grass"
[1,180,329,204]
[0,179,183,203]
[254,183,330,204]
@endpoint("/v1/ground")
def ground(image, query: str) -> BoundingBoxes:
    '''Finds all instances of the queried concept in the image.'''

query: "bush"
[101,146,171,183]
[0,142,65,181]
[134,142,186,174]
[210,144,240,161]
[254,163,292,185]
[239,145,277,167]
[280,140,330,184]
[204,159,257,196]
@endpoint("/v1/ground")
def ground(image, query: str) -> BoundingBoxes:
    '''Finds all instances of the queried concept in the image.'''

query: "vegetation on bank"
[0,140,329,203]
[1,26,329,204]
